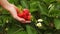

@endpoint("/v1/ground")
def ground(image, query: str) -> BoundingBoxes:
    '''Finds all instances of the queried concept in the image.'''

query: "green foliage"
[54,19,60,29]
[0,0,60,34]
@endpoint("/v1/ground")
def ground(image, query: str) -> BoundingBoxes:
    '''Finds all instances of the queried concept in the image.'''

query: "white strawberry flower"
[38,19,43,22]
[36,23,42,27]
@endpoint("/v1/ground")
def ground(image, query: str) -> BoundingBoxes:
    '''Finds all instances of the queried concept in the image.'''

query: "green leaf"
[14,31,27,34]
[43,0,55,3]
[26,25,33,34]
[7,23,25,34]
[1,9,10,14]
[0,16,2,26]
[8,0,14,4]
[21,1,28,8]
[48,5,55,13]
[54,19,60,29]
[26,24,38,34]
[0,26,3,32]
[38,2,48,15]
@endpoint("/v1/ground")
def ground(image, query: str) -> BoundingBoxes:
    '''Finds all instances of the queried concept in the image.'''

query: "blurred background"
[0,0,60,34]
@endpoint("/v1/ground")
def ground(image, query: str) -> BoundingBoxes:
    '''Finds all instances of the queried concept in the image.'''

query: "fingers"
[19,18,26,23]
[26,21,31,23]
[18,18,31,23]
[21,21,31,23]
[20,18,31,23]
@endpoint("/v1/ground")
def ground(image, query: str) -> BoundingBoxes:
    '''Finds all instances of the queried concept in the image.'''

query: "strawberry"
[23,9,29,13]
[15,8,31,21]
[17,13,24,18]
[26,16,31,21]
[23,9,30,16]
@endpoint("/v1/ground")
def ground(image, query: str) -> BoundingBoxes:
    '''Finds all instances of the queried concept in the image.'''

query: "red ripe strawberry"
[23,9,29,13]
[22,9,31,21]
[23,13,28,19]
[15,7,31,21]
[28,14,31,20]
[23,14,28,20]
[26,16,31,21]
[17,13,24,18]
[23,9,30,16]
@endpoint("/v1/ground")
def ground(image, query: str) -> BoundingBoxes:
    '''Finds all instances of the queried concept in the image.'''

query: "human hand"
[0,0,31,23]
[17,17,31,23]
[12,4,31,23]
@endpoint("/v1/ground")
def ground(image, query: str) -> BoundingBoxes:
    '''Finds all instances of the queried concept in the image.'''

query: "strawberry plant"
[0,0,60,34]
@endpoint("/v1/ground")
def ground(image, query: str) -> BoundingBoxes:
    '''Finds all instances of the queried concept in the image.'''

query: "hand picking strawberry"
[15,7,31,22]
